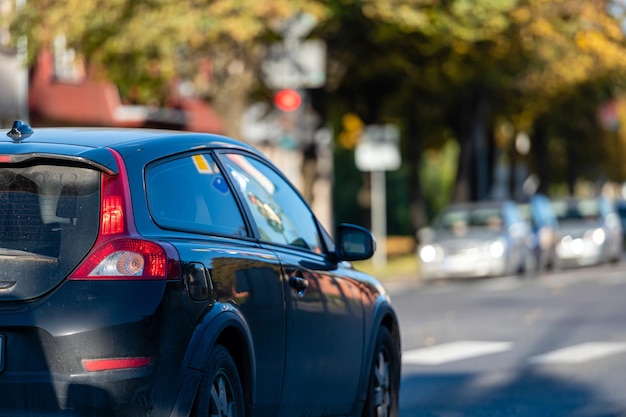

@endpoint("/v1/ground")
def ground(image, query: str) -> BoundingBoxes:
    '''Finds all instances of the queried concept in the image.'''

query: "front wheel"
[191,344,245,417]
[362,327,400,417]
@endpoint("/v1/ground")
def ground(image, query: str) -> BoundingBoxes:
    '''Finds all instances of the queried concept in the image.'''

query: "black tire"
[362,327,400,417]
[191,344,245,417]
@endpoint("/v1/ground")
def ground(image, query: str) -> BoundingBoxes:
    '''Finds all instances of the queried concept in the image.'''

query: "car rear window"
[0,164,100,285]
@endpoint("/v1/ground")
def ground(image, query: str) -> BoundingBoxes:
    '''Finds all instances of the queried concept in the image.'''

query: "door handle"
[289,275,309,297]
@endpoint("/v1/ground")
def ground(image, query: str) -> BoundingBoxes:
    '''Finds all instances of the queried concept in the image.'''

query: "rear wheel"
[192,344,245,417]
[362,327,400,417]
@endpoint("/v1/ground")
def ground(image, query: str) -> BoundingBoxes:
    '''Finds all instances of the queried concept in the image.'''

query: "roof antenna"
[7,120,33,142]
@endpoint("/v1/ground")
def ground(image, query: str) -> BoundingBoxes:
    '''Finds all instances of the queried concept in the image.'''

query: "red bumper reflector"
[82,356,153,372]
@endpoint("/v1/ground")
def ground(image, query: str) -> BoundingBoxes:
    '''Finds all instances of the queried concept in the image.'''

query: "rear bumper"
[0,368,152,416]
[0,280,191,416]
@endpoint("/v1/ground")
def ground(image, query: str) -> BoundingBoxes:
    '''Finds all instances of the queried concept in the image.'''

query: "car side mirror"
[334,223,376,262]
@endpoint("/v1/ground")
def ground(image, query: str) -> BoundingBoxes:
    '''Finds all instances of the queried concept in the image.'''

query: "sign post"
[355,124,400,268]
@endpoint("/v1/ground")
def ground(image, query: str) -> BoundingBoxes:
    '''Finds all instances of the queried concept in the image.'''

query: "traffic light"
[274,89,302,112]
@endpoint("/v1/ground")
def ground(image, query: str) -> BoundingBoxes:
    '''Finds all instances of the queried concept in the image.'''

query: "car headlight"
[419,245,438,263]
[560,235,584,254]
[586,228,605,245]
[559,235,572,248]
[488,239,505,258]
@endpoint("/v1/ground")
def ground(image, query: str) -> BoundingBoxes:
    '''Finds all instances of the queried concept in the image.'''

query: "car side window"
[220,152,323,253]
[147,153,247,237]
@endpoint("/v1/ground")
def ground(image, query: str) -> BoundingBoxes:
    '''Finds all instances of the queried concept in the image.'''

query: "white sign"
[355,142,401,171]
[262,40,327,89]
[355,124,401,171]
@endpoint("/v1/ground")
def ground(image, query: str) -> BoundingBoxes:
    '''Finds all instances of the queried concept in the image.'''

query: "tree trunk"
[406,114,426,237]
[451,88,490,202]
[453,128,474,202]
[566,144,577,196]
[533,119,550,195]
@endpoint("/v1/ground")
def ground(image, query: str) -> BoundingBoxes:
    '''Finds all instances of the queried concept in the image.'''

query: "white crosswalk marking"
[529,342,626,364]
[402,341,513,365]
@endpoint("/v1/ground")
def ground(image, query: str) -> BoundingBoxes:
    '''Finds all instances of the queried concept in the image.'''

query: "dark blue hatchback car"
[0,121,401,417]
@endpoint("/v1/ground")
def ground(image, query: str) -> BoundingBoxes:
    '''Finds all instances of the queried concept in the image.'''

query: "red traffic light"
[274,89,302,112]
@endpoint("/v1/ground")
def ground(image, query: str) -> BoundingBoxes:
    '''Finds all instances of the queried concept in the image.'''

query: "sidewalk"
[352,254,422,295]
[379,272,423,295]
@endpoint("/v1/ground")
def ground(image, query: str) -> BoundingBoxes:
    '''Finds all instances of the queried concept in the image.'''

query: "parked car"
[552,196,623,267]
[518,193,560,272]
[0,121,401,417]
[418,200,534,280]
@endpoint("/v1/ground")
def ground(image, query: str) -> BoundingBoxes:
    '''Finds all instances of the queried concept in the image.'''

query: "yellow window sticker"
[191,154,215,174]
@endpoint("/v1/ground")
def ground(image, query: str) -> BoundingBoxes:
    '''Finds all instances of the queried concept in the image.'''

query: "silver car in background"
[418,200,534,280]
[552,196,623,267]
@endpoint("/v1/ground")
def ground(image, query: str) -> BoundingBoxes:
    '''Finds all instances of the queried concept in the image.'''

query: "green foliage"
[8,0,328,105]
[420,140,459,222]
[7,0,626,232]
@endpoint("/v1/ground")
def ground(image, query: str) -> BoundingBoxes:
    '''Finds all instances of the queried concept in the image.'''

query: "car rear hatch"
[0,144,116,301]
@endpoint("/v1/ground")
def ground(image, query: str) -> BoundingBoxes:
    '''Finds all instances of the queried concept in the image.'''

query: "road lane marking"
[402,341,513,365]
[529,342,626,364]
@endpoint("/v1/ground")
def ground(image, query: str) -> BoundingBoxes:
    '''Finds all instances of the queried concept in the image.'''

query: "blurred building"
[28,48,224,133]
[0,0,223,132]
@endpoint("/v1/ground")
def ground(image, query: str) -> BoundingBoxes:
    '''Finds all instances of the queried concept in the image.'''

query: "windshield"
[552,200,600,222]
[436,207,504,232]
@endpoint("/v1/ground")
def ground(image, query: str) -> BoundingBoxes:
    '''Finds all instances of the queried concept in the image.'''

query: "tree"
[341,0,626,196]
[10,0,626,238]
[317,0,626,236]
[504,0,626,196]
[8,0,328,137]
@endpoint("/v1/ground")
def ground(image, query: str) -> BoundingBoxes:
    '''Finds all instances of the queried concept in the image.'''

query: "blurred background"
[3,0,626,273]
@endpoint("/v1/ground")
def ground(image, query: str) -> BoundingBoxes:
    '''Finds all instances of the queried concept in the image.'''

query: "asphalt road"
[389,262,626,417]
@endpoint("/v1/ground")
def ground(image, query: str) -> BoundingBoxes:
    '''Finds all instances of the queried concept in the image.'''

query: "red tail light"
[82,357,154,372]
[102,195,124,235]
[69,149,180,281]
[70,238,180,279]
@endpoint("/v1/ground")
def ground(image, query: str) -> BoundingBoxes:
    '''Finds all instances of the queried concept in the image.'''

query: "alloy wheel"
[372,349,391,417]
[210,370,237,417]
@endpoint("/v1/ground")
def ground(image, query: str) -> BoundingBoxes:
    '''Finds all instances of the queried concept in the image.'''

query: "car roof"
[0,125,260,173]
[0,126,252,149]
